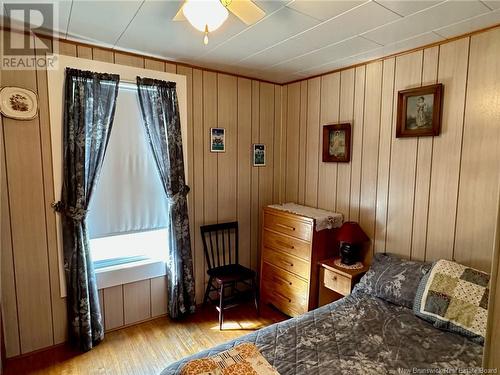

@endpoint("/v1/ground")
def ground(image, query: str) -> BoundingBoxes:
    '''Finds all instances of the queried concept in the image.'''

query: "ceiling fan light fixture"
[182,0,229,33]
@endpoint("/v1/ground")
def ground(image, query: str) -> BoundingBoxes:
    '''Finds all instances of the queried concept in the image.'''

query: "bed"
[160,286,483,374]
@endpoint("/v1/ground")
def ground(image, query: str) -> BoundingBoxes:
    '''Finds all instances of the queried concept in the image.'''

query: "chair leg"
[231,281,236,296]
[252,276,259,314]
[203,277,213,306]
[219,283,225,330]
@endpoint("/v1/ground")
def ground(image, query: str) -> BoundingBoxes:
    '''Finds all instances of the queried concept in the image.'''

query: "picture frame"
[253,143,266,166]
[0,86,39,120]
[322,123,351,163]
[396,83,443,138]
[210,127,225,152]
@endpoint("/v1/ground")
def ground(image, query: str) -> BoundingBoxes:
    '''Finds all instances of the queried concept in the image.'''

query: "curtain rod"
[119,79,137,85]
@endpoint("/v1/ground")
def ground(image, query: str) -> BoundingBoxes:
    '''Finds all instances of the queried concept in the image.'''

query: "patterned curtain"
[136,77,196,318]
[57,68,119,351]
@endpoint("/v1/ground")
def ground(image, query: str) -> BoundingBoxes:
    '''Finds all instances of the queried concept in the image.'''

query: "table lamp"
[337,221,369,265]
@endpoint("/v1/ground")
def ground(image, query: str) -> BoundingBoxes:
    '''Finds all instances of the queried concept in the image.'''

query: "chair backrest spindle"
[235,223,239,265]
[209,231,216,268]
[201,230,211,270]
[200,222,239,272]
[216,231,221,267]
[228,228,232,265]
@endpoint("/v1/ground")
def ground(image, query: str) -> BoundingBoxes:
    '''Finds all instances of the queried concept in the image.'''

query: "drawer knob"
[273,291,292,303]
[279,259,293,267]
[276,240,295,250]
[276,223,296,231]
[273,275,292,286]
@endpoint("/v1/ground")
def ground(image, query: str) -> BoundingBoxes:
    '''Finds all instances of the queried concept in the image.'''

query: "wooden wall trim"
[0,27,278,86]
[284,23,500,85]
[2,23,500,87]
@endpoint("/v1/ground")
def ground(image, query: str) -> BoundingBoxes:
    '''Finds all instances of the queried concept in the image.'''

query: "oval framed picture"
[0,86,39,120]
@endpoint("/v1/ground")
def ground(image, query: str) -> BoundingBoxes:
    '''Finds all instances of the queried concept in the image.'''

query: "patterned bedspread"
[160,291,483,374]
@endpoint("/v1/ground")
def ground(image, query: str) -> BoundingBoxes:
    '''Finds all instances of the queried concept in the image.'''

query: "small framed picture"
[253,144,266,166]
[396,83,443,138]
[210,127,225,152]
[322,123,351,163]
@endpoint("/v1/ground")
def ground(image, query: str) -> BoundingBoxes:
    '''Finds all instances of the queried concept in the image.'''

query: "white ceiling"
[3,0,500,83]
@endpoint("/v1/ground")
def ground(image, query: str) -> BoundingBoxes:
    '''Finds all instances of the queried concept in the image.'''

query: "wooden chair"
[200,221,258,330]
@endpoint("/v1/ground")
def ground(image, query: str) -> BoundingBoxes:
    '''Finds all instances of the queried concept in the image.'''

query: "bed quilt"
[160,290,483,375]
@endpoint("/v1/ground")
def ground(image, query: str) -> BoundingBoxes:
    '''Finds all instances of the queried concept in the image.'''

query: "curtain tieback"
[51,201,88,221]
[168,185,190,203]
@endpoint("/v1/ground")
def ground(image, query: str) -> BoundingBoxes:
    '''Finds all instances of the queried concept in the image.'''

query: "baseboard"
[104,314,168,333]
[4,342,68,362]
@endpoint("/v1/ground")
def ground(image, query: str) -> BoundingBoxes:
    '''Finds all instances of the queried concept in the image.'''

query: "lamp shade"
[337,221,369,244]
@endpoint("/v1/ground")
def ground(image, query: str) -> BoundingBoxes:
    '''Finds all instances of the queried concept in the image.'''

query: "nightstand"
[318,258,369,306]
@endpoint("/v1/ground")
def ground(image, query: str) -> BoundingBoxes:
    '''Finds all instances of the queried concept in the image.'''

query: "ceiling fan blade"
[226,0,265,25]
[172,4,186,21]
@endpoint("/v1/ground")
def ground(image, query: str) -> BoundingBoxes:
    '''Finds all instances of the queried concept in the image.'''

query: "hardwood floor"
[4,303,286,375]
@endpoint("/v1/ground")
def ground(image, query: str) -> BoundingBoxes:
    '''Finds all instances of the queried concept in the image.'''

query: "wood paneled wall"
[283,27,500,270]
[0,32,283,358]
[2,26,500,360]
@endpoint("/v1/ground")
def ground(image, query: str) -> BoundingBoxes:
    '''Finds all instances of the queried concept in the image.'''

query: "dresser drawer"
[262,247,310,279]
[263,212,312,242]
[261,288,307,318]
[323,268,352,296]
[263,229,311,261]
[261,263,308,317]
[262,262,308,299]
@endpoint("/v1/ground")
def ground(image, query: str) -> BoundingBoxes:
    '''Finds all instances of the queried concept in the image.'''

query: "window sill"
[95,258,167,290]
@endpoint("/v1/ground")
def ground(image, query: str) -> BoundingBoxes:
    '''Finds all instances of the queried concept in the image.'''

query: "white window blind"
[87,84,169,266]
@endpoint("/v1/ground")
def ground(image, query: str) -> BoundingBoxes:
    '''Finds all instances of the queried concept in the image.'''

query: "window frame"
[47,54,188,296]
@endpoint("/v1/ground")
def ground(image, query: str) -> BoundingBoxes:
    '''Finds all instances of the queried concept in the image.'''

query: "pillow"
[180,343,279,375]
[413,259,490,344]
[354,252,431,308]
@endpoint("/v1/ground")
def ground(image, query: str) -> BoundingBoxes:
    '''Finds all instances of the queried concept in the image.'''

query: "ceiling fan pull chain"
[204,24,209,45]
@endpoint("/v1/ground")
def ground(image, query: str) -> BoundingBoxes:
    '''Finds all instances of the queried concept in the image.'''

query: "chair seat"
[207,264,256,284]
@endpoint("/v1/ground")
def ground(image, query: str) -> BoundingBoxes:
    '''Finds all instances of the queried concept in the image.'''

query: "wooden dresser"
[260,206,337,317]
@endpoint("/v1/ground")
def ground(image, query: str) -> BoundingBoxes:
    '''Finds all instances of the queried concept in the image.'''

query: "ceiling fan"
[173,0,265,45]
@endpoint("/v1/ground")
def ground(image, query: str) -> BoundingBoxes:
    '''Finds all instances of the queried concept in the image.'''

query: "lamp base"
[340,243,359,265]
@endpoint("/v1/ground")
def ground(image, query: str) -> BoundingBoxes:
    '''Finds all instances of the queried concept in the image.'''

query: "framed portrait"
[0,86,38,120]
[322,123,351,163]
[253,143,265,166]
[210,127,225,152]
[396,83,443,138]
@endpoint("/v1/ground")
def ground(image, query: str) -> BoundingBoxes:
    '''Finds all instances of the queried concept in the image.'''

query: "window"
[90,228,168,269]
[87,83,168,269]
